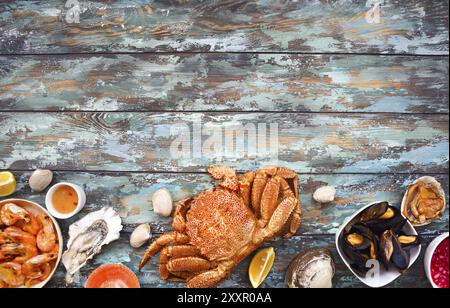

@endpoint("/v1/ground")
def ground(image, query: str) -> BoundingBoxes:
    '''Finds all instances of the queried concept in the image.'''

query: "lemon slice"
[249,247,275,288]
[0,171,16,197]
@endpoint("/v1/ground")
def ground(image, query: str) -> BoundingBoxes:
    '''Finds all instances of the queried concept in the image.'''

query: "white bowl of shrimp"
[0,199,63,288]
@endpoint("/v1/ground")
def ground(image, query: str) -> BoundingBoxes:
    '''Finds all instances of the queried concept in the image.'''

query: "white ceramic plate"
[336,201,421,288]
[0,199,63,288]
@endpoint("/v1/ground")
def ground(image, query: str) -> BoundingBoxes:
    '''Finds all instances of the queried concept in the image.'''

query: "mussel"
[397,234,421,249]
[379,230,395,269]
[379,229,412,272]
[360,203,406,235]
[391,234,410,272]
[341,202,420,277]
[341,224,380,274]
[360,201,390,222]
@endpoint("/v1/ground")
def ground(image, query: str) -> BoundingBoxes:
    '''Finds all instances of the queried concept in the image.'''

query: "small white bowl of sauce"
[45,182,86,219]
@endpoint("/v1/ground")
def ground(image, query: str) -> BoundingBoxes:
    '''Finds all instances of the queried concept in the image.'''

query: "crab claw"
[207,166,239,192]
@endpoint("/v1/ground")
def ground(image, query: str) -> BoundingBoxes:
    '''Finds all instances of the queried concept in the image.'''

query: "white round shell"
[152,188,173,217]
[29,169,53,192]
[313,186,336,203]
[130,224,152,248]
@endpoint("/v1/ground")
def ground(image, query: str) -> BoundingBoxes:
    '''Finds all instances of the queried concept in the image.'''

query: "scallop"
[401,176,446,227]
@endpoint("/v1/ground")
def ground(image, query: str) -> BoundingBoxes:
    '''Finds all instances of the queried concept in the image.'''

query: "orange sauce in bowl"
[52,185,79,214]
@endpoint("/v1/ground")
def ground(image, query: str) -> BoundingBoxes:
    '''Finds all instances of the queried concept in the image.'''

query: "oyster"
[285,249,335,288]
[62,207,122,284]
[401,176,446,226]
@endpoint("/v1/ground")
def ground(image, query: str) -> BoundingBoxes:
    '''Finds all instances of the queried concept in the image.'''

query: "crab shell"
[401,176,446,227]
[186,189,257,262]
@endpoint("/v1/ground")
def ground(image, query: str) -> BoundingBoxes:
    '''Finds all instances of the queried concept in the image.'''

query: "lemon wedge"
[249,247,275,288]
[0,171,16,197]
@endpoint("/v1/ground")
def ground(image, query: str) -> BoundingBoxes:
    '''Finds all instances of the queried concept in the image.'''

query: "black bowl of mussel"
[336,201,421,288]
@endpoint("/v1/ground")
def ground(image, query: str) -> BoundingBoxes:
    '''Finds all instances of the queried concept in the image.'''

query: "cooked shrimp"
[22,253,57,286]
[0,262,25,288]
[36,213,56,253]
[0,242,38,264]
[0,203,31,226]
[0,227,36,246]
[15,214,41,235]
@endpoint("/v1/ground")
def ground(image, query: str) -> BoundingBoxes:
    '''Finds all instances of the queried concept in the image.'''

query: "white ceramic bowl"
[424,232,449,288]
[336,201,421,288]
[0,199,63,288]
[45,182,86,219]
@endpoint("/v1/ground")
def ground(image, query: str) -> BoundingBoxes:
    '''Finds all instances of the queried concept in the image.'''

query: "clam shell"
[152,188,173,217]
[130,224,152,248]
[401,176,446,227]
[29,169,53,192]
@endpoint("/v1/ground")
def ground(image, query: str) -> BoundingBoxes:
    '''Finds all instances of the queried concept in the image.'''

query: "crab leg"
[139,231,189,271]
[208,166,239,191]
[167,271,201,282]
[276,168,299,199]
[160,245,201,279]
[172,197,193,233]
[285,200,302,238]
[167,257,214,273]
[279,177,295,199]
[255,197,297,242]
[251,170,269,216]
[239,172,255,208]
[187,261,234,288]
[259,176,281,226]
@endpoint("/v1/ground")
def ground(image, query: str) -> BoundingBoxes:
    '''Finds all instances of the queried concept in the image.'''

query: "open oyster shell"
[401,176,446,227]
[62,207,122,284]
[285,249,335,288]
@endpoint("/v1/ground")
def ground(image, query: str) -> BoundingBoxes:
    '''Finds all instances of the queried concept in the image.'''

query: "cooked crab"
[139,166,301,288]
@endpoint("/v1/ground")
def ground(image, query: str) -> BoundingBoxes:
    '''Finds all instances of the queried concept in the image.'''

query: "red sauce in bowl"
[431,237,449,288]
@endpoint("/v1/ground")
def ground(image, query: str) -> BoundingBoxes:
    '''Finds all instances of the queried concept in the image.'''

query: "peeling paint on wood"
[0,54,448,112]
[8,171,449,236]
[0,112,448,173]
[0,0,448,54]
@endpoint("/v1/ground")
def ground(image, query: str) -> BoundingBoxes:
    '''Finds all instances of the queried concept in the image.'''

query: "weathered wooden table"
[0,0,448,288]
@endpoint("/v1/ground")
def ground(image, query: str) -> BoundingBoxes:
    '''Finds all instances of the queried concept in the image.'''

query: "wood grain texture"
[0,54,448,113]
[0,0,448,55]
[0,112,448,173]
[42,235,439,288]
[9,171,449,236]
